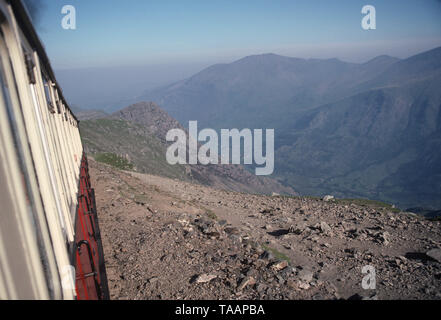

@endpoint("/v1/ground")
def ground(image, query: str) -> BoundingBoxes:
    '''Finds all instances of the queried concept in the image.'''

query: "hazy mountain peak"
[396,46,441,71]
[239,52,284,59]
[411,45,441,59]
[363,46,441,88]
[234,52,299,65]
[113,101,176,123]
[111,101,183,141]
[363,55,400,65]
[116,101,160,113]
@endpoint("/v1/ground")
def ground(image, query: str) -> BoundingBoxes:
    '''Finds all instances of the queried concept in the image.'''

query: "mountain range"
[138,47,441,209]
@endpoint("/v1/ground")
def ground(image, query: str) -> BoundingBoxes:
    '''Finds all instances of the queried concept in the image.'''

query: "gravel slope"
[90,159,441,300]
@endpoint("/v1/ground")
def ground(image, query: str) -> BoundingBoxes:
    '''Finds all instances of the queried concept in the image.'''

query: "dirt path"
[90,159,441,300]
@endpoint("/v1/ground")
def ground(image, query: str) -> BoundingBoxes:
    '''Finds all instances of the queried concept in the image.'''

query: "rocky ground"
[89,159,441,300]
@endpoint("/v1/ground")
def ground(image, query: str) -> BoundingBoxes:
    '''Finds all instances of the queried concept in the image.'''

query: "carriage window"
[42,75,55,113]
[23,51,36,84]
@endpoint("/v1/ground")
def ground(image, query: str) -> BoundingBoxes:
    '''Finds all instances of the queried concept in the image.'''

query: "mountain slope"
[80,118,189,180]
[80,102,295,195]
[277,71,441,209]
[91,158,441,300]
[355,46,441,93]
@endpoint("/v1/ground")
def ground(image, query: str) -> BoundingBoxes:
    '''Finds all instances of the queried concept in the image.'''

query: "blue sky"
[33,0,441,69]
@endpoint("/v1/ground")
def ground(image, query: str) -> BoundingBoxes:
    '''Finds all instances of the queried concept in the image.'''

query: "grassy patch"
[205,208,218,221]
[285,195,400,213]
[334,198,401,213]
[134,193,149,204]
[285,195,323,201]
[261,243,290,263]
[94,152,134,171]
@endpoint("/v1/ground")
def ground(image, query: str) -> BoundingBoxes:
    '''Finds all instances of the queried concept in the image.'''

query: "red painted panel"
[74,154,108,300]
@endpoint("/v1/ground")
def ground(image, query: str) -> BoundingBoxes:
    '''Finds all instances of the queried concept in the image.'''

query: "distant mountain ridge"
[140,47,441,209]
[141,52,402,131]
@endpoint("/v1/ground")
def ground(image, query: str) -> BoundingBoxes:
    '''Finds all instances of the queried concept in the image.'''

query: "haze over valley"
[75,47,441,212]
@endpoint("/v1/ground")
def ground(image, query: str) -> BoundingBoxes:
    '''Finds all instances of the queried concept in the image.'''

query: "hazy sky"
[25,0,441,110]
[34,0,441,69]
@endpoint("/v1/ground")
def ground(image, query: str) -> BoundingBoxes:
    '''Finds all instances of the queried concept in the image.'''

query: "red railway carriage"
[0,0,108,300]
